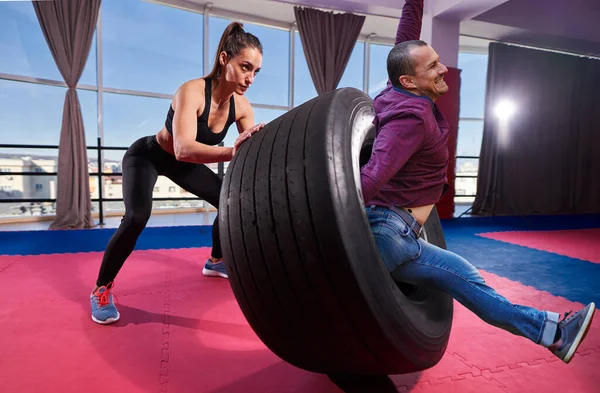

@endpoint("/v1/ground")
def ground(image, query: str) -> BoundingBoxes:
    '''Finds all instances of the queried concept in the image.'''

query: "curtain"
[294,6,365,95]
[32,0,101,229]
[472,42,600,216]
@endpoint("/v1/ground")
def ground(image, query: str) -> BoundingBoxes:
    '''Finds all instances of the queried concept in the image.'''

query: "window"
[35,184,43,191]
[338,42,365,91]
[293,32,318,106]
[208,17,290,107]
[455,48,489,209]
[221,107,287,148]
[102,93,171,152]
[368,43,392,98]
[0,1,95,85]
[294,33,366,106]
[0,80,97,147]
[458,52,489,119]
[101,0,203,94]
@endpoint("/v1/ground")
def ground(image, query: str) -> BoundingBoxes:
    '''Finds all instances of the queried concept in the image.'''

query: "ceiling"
[468,0,600,57]
[157,0,600,56]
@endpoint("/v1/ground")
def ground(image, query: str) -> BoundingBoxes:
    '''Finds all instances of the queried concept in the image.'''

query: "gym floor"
[1,213,599,392]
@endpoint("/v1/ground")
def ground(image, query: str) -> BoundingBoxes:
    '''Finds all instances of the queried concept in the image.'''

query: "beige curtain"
[32,0,101,229]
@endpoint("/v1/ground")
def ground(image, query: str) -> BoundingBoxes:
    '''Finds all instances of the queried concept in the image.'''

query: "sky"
[0,0,488,163]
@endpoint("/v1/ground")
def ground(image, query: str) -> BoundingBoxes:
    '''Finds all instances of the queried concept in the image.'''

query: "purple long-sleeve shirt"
[360,0,450,208]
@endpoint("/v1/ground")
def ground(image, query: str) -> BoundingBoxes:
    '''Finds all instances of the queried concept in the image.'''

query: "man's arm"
[395,0,424,45]
[360,112,425,202]
[383,0,424,90]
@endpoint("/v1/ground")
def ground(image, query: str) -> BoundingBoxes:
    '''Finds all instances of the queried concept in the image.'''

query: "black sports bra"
[165,78,236,146]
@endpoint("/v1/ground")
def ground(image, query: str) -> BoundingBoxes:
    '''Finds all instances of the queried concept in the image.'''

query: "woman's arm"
[235,95,256,134]
[230,95,265,155]
[171,81,234,164]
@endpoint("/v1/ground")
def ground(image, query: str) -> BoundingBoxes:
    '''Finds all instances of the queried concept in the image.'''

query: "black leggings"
[96,135,222,287]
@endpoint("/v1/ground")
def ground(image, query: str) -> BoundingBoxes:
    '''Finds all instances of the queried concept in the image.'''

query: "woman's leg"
[90,141,159,324]
[163,161,226,276]
[96,153,158,287]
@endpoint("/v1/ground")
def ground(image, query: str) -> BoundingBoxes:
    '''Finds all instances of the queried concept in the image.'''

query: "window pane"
[0,172,57,200]
[0,2,61,80]
[97,174,192,200]
[102,0,203,93]
[99,199,209,219]
[80,32,98,86]
[368,43,392,98]
[0,201,56,219]
[338,42,365,91]
[0,80,97,146]
[0,148,58,216]
[0,2,97,85]
[102,92,171,152]
[457,119,484,157]
[458,52,488,119]
[455,157,479,200]
[293,32,318,106]
[208,17,289,106]
[80,90,98,144]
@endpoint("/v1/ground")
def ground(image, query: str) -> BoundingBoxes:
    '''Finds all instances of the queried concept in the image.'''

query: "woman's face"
[220,47,262,95]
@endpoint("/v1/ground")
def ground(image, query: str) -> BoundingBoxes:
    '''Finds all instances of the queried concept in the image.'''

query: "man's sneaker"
[90,282,120,325]
[202,259,228,279]
[549,302,595,363]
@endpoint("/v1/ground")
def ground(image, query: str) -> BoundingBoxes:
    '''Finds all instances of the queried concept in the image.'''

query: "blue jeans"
[366,205,559,348]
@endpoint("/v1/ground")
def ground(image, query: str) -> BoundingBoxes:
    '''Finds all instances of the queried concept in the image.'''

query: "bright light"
[495,99,516,120]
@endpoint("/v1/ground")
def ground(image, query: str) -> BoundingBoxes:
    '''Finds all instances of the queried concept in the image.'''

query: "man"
[360,0,594,364]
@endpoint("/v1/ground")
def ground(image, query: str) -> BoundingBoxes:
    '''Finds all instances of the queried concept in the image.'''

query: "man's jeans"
[365,205,559,347]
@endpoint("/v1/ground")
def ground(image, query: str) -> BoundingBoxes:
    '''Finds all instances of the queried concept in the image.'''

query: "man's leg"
[367,206,594,363]
[391,239,559,346]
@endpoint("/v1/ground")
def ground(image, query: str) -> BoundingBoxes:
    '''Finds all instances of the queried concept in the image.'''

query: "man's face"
[401,45,449,101]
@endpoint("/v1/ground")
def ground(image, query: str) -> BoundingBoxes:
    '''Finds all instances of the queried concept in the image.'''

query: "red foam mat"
[0,248,598,392]
[479,228,600,264]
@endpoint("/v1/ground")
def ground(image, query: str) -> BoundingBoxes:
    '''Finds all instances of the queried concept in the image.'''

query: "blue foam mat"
[0,225,213,255]
[1,214,599,305]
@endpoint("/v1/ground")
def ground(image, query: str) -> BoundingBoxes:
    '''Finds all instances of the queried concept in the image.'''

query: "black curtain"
[294,6,365,95]
[472,42,600,216]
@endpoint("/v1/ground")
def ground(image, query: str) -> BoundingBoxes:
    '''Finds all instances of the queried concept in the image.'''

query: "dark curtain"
[294,6,365,95]
[472,42,600,216]
[32,0,101,229]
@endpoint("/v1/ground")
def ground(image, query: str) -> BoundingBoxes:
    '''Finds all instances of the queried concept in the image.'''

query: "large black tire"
[219,88,453,375]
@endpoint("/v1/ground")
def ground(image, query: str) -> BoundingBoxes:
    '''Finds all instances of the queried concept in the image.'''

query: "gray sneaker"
[548,302,595,363]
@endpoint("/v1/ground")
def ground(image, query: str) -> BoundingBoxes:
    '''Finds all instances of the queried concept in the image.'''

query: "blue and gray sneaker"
[202,259,228,279]
[90,282,120,325]
[549,302,595,363]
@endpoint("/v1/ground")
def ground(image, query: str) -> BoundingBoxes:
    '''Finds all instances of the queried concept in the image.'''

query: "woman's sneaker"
[90,282,120,325]
[549,302,595,363]
[202,259,228,279]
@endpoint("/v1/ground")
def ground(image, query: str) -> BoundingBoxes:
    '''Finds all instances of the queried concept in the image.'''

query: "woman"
[90,22,264,325]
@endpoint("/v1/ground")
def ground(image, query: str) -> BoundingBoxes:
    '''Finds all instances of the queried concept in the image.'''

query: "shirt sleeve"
[384,0,425,90]
[395,0,424,44]
[360,112,425,203]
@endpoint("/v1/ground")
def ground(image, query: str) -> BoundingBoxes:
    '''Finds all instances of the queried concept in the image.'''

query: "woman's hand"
[232,123,265,157]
